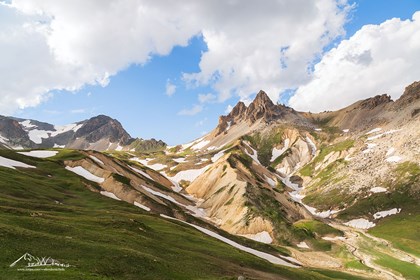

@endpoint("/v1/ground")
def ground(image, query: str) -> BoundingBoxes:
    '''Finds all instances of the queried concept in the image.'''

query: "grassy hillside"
[0,149,365,280]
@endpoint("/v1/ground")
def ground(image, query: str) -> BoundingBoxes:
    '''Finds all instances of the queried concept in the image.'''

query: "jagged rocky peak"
[75,115,132,145]
[0,116,33,148]
[397,81,420,105]
[359,94,392,109]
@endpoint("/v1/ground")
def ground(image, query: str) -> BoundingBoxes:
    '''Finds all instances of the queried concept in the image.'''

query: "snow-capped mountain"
[0,114,166,151]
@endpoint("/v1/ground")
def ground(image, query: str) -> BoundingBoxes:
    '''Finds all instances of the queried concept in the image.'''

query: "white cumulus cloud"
[0,0,352,114]
[178,104,203,116]
[165,80,176,97]
[289,11,420,112]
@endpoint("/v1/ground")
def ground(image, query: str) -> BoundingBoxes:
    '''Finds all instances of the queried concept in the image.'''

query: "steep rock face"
[395,81,420,107]
[359,94,392,110]
[74,115,132,145]
[129,138,166,152]
[215,91,297,136]
[0,117,33,148]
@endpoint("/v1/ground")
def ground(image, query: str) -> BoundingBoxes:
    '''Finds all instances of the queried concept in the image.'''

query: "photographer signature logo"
[10,253,70,271]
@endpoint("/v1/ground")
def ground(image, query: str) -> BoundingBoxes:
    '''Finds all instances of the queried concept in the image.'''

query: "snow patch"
[100,191,121,201]
[173,157,186,163]
[342,129,349,133]
[314,128,322,131]
[366,128,382,135]
[344,218,375,229]
[297,241,310,249]
[134,201,151,211]
[211,150,226,163]
[386,156,402,163]
[306,137,317,156]
[20,120,36,129]
[160,215,298,267]
[370,187,387,193]
[264,175,276,187]
[18,150,58,158]
[240,231,273,244]
[270,139,290,162]
[0,156,36,169]
[386,147,395,156]
[191,139,210,150]
[89,155,104,165]
[65,166,104,183]
[129,166,153,180]
[165,165,210,183]
[373,208,401,219]
[244,142,261,165]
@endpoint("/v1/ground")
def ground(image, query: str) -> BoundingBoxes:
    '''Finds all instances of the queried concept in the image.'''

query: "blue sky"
[2,0,420,145]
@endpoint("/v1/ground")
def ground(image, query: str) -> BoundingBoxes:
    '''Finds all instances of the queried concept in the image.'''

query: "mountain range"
[0,81,419,279]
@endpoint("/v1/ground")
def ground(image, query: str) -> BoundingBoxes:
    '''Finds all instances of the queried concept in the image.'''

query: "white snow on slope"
[0,156,36,169]
[211,150,226,163]
[166,165,210,183]
[342,129,349,133]
[27,129,51,144]
[142,185,180,205]
[18,150,58,158]
[50,123,83,137]
[386,156,402,163]
[297,241,310,249]
[129,166,153,180]
[142,185,205,217]
[191,140,210,150]
[160,214,298,267]
[314,128,322,131]
[244,142,261,165]
[173,157,186,163]
[270,139,290,162]
[370,187,387,193]
[344,218,375,229]
[134,201,151,211]
[373,208,401,219]
[366,128,382,135]
[65,166,105,183]
[306,137,317,156]
[386,147,395,156]
[133,157,167,171]
[20,120,36,129]
[115,144,124,151]
[264,175,276,187]
[240,231,273,244]
[100,191,121,200]
[89,155,104,165]
[362,143,377,154]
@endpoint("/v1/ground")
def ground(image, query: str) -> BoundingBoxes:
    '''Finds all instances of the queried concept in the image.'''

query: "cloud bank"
[0,0,351,114]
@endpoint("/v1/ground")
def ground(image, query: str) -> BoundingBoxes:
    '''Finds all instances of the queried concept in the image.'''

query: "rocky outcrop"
[74,115,132,145]
[395,81,420,107]
[359,94,392,110]
[0,116,33,148]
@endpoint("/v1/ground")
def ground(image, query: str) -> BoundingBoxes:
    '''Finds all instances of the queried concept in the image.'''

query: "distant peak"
[359,94,392,110]
[252,90,274,106]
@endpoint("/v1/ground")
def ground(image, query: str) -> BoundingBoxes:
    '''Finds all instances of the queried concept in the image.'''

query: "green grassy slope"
[0,149,365,280]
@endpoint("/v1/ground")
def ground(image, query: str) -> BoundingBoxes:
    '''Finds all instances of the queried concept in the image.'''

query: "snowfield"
[65,166,105,183]
[160,214,299,267]
[100,191,121,201]
[191,139,210,150]
[344,218,375,229]
[373,208,401,219]
[0,156,36,169]
[18,150,58,158]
